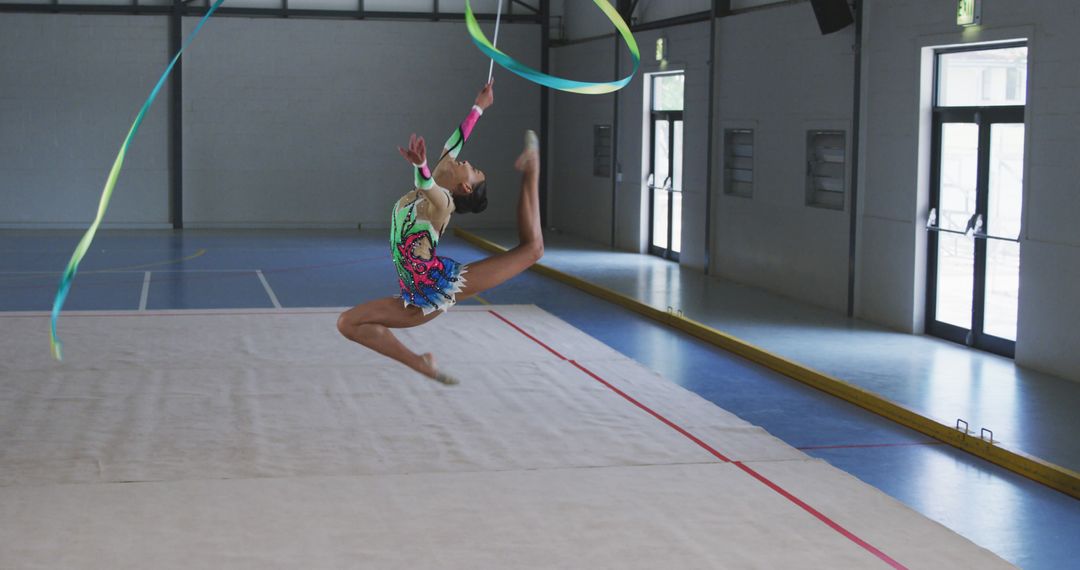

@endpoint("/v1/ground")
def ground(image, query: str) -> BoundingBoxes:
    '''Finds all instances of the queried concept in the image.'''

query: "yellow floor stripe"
[472,295,492,306]
[454,228,1080,499]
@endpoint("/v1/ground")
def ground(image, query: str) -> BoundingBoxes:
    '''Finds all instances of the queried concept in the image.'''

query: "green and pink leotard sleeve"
[409,104,483,191]
[439,104,483,164]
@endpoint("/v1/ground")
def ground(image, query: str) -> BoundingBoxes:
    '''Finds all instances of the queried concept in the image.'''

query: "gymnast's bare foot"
[420,353,459,386]
[515,130,539,172]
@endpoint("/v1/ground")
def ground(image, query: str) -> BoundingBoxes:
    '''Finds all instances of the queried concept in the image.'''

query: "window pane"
[673,120,684,191]
[724,129,754,197]
[987,124,1024,239]
[652,74,685,111]
[653,120,670,188]
[652,189,669,250]
[937,46,1027,107]
[935,232,975,329]
[805,130,846,210]
[939,123,979,231]
[984,240,1019,341]
[671,191,682,254]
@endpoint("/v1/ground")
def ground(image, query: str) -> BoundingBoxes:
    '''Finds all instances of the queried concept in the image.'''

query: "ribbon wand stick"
[487,0,504,82]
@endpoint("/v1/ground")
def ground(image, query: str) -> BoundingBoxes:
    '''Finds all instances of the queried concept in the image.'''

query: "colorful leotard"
[390,105,483,315]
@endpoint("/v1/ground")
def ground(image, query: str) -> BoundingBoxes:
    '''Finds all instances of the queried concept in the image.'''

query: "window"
[723,129,754,198]
[652,73,685,112]
[937,45,1027,107]
[593,125,612,178]
[805,130,846,210]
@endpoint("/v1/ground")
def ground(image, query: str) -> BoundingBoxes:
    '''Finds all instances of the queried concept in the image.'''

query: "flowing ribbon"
[50,0,225,360]
[465,0,639,95]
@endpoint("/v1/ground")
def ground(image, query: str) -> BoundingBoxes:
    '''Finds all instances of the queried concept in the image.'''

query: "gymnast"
[337,80,543,384]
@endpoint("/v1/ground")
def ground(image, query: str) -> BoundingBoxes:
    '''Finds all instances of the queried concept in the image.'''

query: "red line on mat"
[487,311,733,459]
[488,308,908,570]
[488,309,568,360]
[567,360,732,463]
[734,461,906,569]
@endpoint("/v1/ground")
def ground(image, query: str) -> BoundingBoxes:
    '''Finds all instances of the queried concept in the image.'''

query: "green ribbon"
[465,0,640,95]
[50,0,225,360]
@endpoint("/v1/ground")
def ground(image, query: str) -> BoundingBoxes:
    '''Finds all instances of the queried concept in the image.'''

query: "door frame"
[647,110,683,261]
[926,43,1026,357]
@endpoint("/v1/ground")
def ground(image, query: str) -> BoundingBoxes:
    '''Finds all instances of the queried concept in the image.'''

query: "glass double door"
[648,111,683,261]
[928,107,1024,357]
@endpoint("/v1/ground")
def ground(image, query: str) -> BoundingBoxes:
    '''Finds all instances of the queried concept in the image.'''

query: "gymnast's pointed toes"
[434,372,460,386]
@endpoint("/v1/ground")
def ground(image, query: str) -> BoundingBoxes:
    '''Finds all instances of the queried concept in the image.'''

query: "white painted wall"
[711,3,854,312]
[549,2,854,311]
[6,1,1080,381]
[624,23,713,262]
[859,0,1080,380]
[547,21,710,255]
[548,39,615,245]
[559,0,620,41]
[731,0,791,11]
[634,0,711,22]
[0,15,171,228]
[557,0,711,40]
[0,13,538,230]
[181,17,539,229]
[554,0,789,41]
[551,0,1080,382]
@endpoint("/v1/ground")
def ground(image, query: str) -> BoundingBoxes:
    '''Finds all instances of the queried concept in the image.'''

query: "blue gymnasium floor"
[1,229,1077,568]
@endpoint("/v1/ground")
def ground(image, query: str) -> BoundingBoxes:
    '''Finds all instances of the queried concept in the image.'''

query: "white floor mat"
[0,306,1012,568]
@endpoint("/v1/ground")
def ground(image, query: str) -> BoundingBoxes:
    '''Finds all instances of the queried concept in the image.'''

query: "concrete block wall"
[0,13,539,230]
[549,2,854,312]
[0,15,171,228]
[618,23,712,263]
[860,0,1080,380]
[551,0,1080,381]
[635,0,711,22]
[181,17,539,229]
[546,0,713,254]
[548,39,615,245]
[712,3,855,312]
[5,1,1080,381]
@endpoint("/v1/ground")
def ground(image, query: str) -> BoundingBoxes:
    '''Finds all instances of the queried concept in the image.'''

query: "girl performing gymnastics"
[336,81,543,385]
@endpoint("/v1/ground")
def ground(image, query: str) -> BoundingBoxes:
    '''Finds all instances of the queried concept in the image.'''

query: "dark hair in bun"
[453,180,488,214]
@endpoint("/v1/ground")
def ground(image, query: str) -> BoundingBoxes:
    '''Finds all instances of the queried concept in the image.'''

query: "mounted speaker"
[810,0,854,35]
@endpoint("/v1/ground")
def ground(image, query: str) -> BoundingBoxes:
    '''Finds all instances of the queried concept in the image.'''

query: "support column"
[847,0,863,317]
[539,0,550,229]
[610,0,633,248]
[168,0,183,228]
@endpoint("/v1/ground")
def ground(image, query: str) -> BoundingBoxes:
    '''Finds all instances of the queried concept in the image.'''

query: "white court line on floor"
[0,306,518,319]
[139,271,151,311]
[256,270,282,309]
[0,269,260,274]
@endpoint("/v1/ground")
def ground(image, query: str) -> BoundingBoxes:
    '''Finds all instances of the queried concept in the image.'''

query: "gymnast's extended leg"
[336,297,446,379]
[336,133,542,384]
[456,134,544,299]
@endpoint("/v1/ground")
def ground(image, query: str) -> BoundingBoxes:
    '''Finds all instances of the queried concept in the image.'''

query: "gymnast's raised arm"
[436,80,494,168]
[397,133,438,191]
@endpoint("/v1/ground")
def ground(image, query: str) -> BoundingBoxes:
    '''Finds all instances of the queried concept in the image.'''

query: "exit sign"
[957,0,981,26]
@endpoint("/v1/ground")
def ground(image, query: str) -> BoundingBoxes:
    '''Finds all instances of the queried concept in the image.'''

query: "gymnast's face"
[448,160,486,196]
